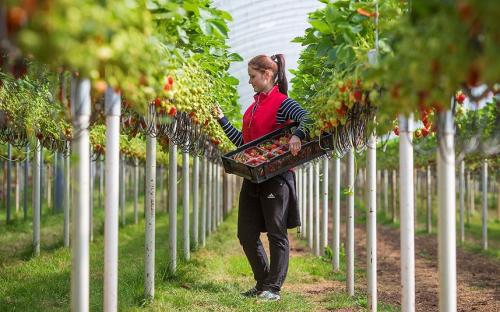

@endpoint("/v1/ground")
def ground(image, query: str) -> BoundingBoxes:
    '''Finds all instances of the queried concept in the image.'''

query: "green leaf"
[217,9,233,21]
[327,48,337,63]
[176,26,189,44]
[349,24,363,34]
[228,53,243,62]
[198,18,211,36]
[183,2,200,15]
[316,37,331,57]
[199,8,214,20]
[210,19,229,38]
[310,19,331,34]
[223,76,240,86]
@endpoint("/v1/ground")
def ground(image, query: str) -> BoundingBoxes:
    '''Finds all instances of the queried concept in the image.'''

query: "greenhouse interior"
[0,0,499,311]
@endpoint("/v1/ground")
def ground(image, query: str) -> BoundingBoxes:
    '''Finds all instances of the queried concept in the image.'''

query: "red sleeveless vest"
[242,86,288,144]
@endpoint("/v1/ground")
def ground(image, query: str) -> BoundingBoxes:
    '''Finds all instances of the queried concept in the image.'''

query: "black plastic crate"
[221,122,333,183]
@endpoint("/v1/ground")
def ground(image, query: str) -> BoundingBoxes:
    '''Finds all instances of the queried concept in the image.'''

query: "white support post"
[497,183,500,222]
[6,143,11,223]
[213,162,217,230]
[201,157,207,247]
[321,158,329,254]
[55,153,64,214]
[207,160,214,236]
[40,146,44,210]
[120,153,126,226]
[168,142,178,273]
[15,161,20,214]
[384,169,389,215]
[217,164,224,227]
[229,174,234,212]
[24,144,29,221]
[213,164,217,228]
[376,170,381,216]
[459,160,465,243]
[437,110,457,312]
[99,159,104,210]
[471,175,475,213]
[214,163,219,228]
[414,168,417,225]
[308,163,313,249]
[346,149,355,296]
[302,166,307,240]
[367,134,377,311]
[103,87,121,312]
[89,153,94,242]
[64,148,70,248]
[392,170,397,223]
[70,77,91,312]
[144,134,156,300]
[193,156,200,248]
[427,165,432,234]
[296,168,304,236]
[332,157,340,271]
[33,141,41,256]
[314,161,320,256]
[134,158,139,224]
[182,151,190,261]
[399,114,415,312]
[481,160,488,250]
[213,163,217,231]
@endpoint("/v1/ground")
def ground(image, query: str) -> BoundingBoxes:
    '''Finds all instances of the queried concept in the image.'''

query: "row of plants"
[373,100,500,172]
[291,0,499,150]
[1,0,243,160]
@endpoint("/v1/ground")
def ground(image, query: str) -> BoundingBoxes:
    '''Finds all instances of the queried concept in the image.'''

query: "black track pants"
[237,172,294,293]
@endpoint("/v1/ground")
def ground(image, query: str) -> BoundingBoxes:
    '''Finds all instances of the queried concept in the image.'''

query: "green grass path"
[0,200,398,311]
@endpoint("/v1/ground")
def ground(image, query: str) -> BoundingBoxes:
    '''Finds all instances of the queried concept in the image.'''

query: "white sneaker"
[257,290,281,301]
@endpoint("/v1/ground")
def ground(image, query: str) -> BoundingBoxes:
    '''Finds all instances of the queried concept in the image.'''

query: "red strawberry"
[393,126,399,136]
[336,102,348,116]
[353,89,362,102]
[7,7,27,34]
[357,8,375,17]
[168,106,177,117]
[455,92,466,104]
[154,97,161,107]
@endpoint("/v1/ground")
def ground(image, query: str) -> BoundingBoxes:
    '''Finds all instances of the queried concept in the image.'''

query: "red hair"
[248,54,288,95]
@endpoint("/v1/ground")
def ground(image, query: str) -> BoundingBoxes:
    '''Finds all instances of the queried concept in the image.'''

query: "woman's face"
[248,66,273,93]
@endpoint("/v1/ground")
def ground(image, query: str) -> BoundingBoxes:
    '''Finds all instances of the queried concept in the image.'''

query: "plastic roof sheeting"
[213,0,324,112]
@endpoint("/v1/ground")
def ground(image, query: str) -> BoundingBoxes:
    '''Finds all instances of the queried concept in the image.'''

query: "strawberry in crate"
[244,154,267,167]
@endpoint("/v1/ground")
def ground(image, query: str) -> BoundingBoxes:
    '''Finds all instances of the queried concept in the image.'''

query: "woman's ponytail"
[271,54,288,95]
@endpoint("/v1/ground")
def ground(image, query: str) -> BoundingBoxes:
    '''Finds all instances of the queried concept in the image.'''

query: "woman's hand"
[288,135,302,156]
[211,104,224,120]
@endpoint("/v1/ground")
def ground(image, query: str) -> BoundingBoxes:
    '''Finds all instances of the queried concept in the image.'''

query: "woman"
[215,54,310,301]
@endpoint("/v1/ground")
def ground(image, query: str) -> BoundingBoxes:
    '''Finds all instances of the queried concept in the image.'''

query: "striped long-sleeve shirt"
[218,97,311,147]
